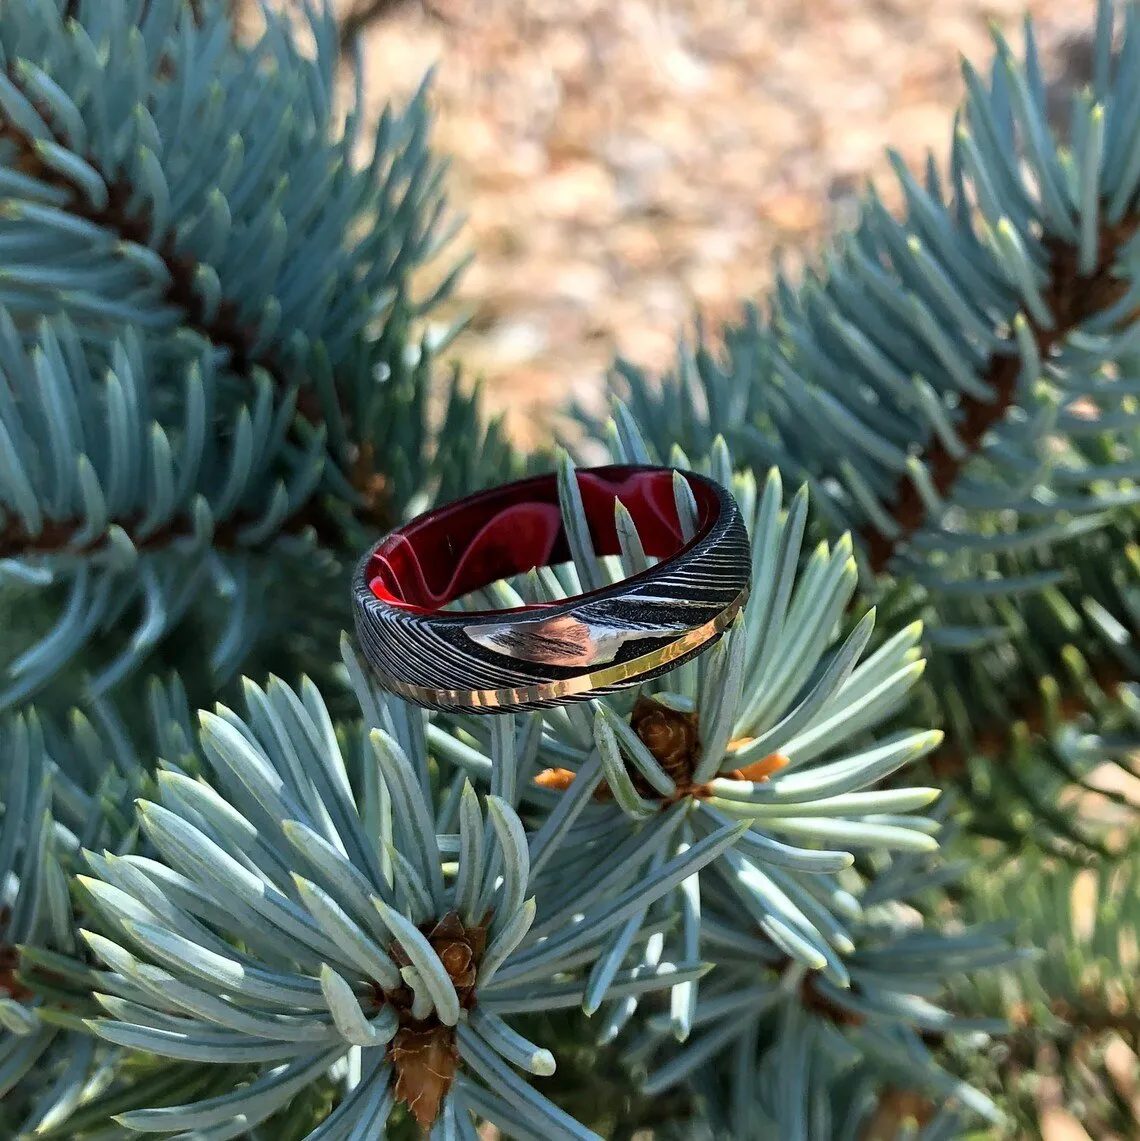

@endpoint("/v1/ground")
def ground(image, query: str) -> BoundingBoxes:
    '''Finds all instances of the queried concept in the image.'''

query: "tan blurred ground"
[327,0,1095,447]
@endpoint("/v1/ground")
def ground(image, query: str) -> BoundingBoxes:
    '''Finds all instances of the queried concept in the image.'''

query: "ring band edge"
[367,585,750,712]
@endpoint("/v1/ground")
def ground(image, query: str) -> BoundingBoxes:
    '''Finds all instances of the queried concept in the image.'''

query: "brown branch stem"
[855,209,1140,778]
[1042,999,1140,1043]
[929,659,1129,779]
[0,438,396,557]
[0,498,342,560]
[864,218,1140,574]
[1,67,321,421]
[0,42,394,561]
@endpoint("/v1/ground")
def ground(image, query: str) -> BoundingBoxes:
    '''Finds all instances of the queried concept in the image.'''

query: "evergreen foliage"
[580,0,1140,861]
[1,1,1139,1138]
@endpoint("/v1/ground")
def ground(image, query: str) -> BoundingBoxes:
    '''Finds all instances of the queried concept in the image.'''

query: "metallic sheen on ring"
[351,465,752,713]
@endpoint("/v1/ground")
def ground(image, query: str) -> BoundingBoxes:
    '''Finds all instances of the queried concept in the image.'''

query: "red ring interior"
[367,468,717,613]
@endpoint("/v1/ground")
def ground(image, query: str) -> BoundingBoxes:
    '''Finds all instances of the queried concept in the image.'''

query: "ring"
[351,465,751,713]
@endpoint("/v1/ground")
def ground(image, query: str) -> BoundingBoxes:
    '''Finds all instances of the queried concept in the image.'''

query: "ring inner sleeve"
[367,467,719,611]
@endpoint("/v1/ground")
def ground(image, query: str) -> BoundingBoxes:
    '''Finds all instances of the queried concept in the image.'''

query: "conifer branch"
[0,57,395,540]
[865,218,1140,574]
[0,63,314,413]
[930,660,1128,776]
[1027,999,1140,1043]
[0,496,338,559]
[63,1,207,25]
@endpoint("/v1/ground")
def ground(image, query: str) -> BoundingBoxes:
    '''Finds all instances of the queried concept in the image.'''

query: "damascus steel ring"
[351,464,752,713]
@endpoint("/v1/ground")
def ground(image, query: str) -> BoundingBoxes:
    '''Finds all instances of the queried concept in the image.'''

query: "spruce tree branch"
[973,997,1140,1084]
[929,660,1128,780]
[865,218,1140,575]
[0,58,396,548]
[64,2,207,32]
[0,66,320,420]
[0,497,341,559]
[0,432,391,557]
[1043,1000,1140,1043]
[871,215,1140,798]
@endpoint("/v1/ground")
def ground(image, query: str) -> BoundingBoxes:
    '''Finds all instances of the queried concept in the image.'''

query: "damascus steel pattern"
[351,465,752,713]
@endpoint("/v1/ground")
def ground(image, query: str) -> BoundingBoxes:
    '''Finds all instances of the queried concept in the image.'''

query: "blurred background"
[299,0,1099,450]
